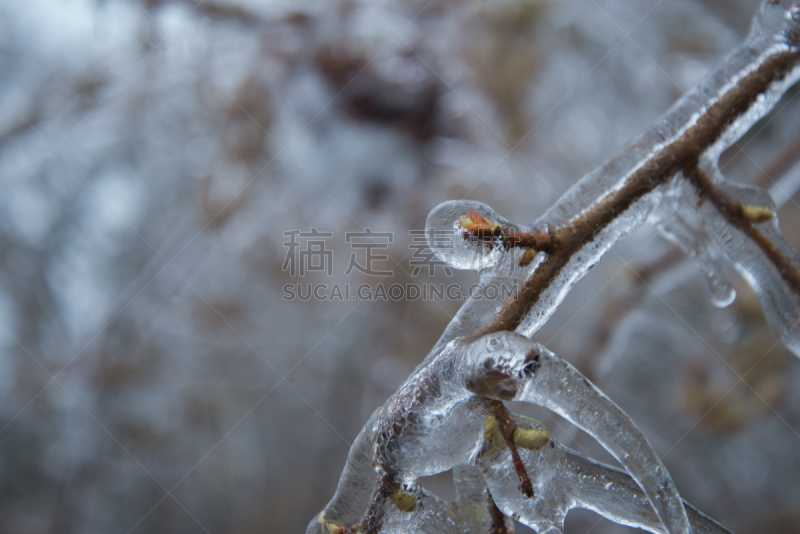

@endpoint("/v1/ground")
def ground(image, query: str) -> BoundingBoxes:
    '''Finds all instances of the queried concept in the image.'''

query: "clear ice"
[307,333,730,533]
[426,200,513,271]
[309,2,800,533]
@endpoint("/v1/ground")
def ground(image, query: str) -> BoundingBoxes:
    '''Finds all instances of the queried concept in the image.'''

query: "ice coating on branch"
[310,463,509,534]
[654,186,737,308]
[517,193,662,337]
[538,0,800,230]
[430,0,800,348]
[459,333,691,533]
[434,249,540,352]
[313,2,800,533]
[425,200,547,352]
[425,199,511,270]
[658,164,800,355]
[308,331,707,533]
[479,415,731,534]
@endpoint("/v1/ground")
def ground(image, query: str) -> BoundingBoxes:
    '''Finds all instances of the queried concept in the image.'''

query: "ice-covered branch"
[310,2,800,533]
[479,415,731,534]
[427,0,800,354]
[308,332,704,534]
[459,333,691,533]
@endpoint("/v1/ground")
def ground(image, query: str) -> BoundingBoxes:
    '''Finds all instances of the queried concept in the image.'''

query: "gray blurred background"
[1,0,799,532]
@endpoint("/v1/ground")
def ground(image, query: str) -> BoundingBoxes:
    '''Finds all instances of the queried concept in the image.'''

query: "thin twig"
[477,48,800,336]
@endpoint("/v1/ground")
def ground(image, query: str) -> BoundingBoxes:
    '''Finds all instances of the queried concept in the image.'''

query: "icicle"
[654,185,736,308]
[513,346,691,534]
[699,164,800,355]
[656,163,800,356]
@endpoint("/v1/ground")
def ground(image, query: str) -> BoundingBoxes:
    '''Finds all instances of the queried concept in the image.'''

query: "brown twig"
[351,11,800,534]
[686,166,800,296]
[475,47,800,337]
[488,494,513,534]
[580,123,800,378]
[489,400,534,499]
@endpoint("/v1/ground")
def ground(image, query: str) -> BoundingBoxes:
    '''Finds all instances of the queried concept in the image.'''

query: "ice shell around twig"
[425,200,511,270]
[657,213,737,308]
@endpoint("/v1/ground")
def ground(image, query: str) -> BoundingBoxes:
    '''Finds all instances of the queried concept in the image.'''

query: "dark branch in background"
[144,0,310,27]
[0,111,42,149]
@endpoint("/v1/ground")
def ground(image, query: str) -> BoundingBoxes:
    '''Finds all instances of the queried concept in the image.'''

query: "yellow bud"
[519,248,538,267]
[484,414,499,440]
[741,204,775,223]
[391,488,417,512]
[458,215,476,228]
[482,414,505,455]
[513,427,552,451]
[316,513,345,534]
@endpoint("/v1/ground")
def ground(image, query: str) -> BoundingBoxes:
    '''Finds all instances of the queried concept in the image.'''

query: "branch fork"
[309,2,800,533]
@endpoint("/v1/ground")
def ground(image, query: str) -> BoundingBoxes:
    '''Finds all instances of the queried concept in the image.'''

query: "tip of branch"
[459,210,502,240]
[741,204,775,223]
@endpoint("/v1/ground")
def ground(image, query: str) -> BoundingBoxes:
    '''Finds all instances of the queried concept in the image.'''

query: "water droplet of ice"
[425,200,511,270]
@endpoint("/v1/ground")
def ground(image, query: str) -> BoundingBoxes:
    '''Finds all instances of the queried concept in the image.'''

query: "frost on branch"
[309,1,800,533]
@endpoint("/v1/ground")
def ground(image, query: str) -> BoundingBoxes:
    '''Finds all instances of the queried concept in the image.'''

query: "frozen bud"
[425,200,513,270]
